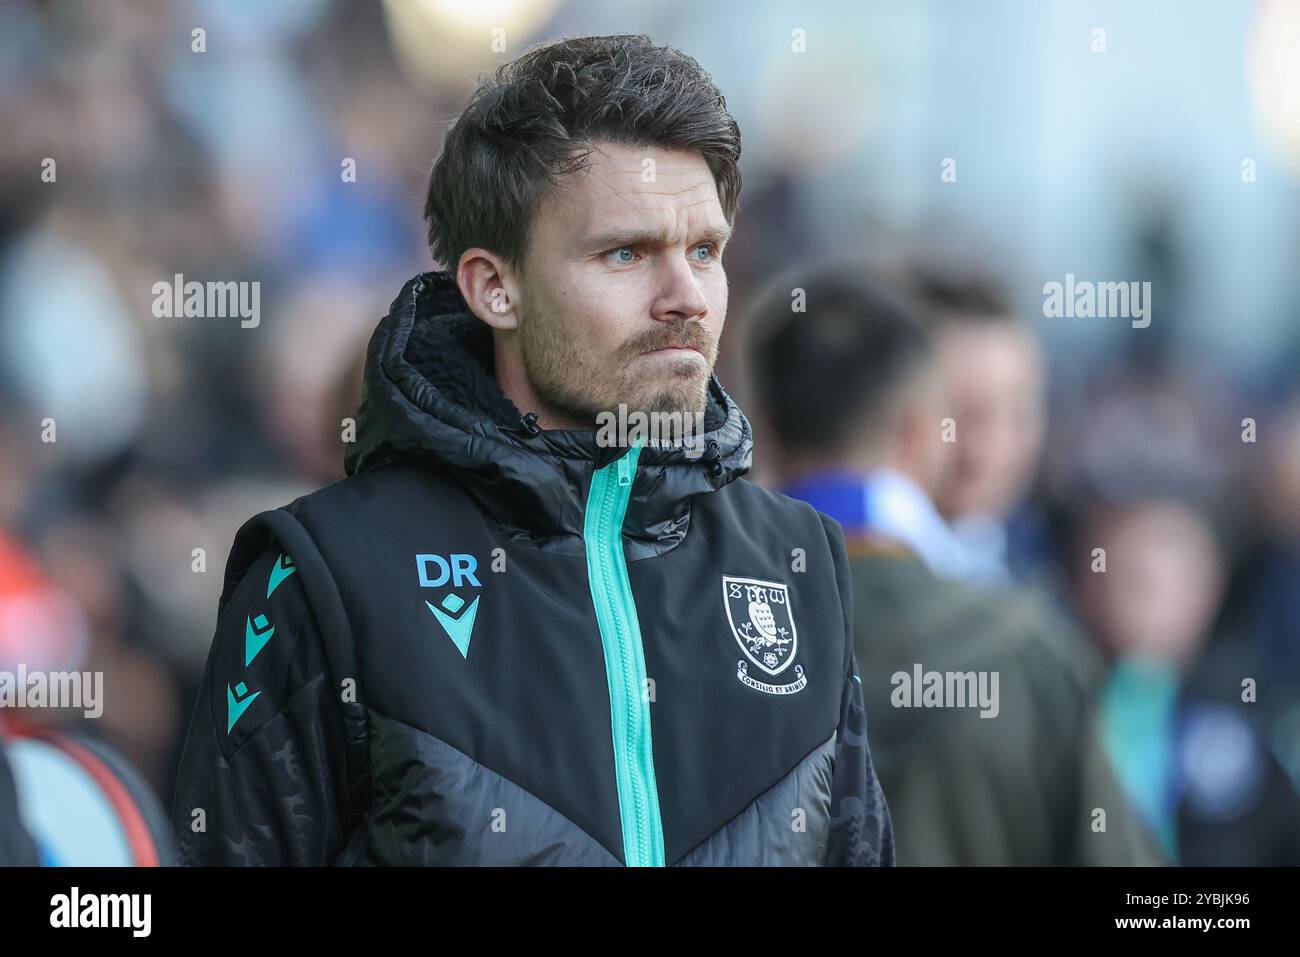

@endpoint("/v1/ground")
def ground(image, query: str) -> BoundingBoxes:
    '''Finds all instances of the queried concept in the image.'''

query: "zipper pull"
[518,412,541,437]
[617,451,633,487]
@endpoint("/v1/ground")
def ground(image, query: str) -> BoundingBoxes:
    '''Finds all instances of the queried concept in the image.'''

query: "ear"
[456,248,521,331]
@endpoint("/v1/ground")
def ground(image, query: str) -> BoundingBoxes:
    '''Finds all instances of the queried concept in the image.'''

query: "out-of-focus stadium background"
[2,0,1299,864]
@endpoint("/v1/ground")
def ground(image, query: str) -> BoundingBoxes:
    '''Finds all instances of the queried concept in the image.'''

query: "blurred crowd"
[1,0,1298,865]
[0,0,433,814]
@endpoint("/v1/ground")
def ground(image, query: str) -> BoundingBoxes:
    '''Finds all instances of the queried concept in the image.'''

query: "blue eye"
[692,244,715,262]
[608,246,636,264]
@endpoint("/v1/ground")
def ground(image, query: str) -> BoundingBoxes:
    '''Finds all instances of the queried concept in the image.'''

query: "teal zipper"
[583,439,665,867]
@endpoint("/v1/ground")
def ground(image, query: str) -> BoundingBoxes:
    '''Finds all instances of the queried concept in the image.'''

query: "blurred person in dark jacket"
[749,265,1162,865]
[1216,391,1300,801]
[1065,477,1300,865]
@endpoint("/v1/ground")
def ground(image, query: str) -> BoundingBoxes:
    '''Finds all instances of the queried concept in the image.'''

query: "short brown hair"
[423,34,742,269]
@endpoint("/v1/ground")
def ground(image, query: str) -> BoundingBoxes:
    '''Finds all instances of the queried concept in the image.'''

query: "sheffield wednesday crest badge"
[722,576,807,695]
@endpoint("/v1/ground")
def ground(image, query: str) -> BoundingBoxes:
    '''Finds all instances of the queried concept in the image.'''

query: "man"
[171,35,893,867]
[750,266,1161,865]
[912,269,1048,586]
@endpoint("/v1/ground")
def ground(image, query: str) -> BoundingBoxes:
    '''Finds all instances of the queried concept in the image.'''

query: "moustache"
[633,325,714,357]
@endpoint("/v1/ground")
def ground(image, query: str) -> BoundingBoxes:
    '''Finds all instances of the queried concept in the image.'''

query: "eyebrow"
[585,223,733,251]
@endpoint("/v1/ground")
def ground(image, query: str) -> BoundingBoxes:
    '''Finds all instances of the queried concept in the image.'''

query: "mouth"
[642,345,705,359]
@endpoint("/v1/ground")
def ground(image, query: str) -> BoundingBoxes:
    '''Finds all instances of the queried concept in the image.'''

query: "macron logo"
[426,593,480,659]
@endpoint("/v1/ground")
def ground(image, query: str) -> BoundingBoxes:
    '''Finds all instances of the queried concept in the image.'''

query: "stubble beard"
[518,300,714,428]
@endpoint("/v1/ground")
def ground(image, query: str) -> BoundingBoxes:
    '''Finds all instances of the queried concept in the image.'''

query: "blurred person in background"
[750,264,1161,865]
[1216,389,1300,801]
[909,268,1050,587]
[1063,422,1300,865]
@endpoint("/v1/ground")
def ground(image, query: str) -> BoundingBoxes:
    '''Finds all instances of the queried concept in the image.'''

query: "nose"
[650,254,709,325]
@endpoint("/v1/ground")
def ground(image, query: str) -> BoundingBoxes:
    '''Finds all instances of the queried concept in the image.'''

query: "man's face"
[513,141,730,424]
[933,320,1045,520]
[1074,501,1222,663]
